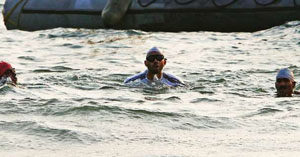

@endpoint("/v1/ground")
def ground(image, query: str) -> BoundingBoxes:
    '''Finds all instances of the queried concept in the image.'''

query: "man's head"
[0,61,17,84]
[275,68,295,97]
[144,47,166,74]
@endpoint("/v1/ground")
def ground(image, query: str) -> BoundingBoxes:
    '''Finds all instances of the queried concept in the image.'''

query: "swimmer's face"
[144,52,166,74]
[275,78,295,97]
[3,68,17,85]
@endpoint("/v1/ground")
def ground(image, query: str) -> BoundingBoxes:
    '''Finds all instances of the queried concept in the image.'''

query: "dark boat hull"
[3,0,300,32]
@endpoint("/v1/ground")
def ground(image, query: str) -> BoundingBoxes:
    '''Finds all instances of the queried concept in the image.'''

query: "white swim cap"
[276,68,295,82]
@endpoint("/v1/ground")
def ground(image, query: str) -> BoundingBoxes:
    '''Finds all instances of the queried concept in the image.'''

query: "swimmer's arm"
[294,91,300,95]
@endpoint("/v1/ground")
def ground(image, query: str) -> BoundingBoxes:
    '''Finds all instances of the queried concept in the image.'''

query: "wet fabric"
[0,61,12,76]
[124,70,185,87]
[0,76,7,86]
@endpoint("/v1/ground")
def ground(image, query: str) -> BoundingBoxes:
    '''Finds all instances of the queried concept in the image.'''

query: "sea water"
[1,0,300,156]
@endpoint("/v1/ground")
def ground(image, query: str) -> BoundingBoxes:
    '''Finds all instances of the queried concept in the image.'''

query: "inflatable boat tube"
[102,0,132,27]
[2,0,300,32]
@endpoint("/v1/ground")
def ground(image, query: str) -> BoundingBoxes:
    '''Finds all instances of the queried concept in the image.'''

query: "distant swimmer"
[124,47,185,87]
[0,61,17,86]
[275,68,300,97]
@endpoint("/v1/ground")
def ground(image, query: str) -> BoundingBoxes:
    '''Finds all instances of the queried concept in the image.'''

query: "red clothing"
[0,61,13,76]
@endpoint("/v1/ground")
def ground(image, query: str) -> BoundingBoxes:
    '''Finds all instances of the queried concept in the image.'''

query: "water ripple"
[0,120,96,143]
[243,107,283,118]
[190,97,221,103]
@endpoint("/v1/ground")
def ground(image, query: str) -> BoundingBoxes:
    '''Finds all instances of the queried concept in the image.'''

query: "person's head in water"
[275,68,296,97]
[144,47,166,78]
[0,61,17,85]
[124,46,184,86]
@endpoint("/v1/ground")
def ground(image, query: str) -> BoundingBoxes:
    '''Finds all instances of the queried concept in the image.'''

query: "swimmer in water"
[0,61,17,86]
[275,68,300,97]
[124,47,185,87]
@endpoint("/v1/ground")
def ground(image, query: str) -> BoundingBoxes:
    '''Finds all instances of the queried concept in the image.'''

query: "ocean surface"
[1,1,300,157]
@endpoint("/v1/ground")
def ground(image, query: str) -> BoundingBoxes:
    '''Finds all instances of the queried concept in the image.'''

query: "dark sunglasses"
[146,55,165,62]
[276,78,291,83]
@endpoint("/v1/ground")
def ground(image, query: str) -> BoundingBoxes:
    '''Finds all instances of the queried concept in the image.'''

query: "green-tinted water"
[1,1,300,156]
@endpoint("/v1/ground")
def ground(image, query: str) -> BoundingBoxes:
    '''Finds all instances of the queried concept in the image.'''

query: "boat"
[3,0,300,32]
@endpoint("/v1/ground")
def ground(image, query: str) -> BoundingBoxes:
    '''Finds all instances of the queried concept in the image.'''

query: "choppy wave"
[0,120,97,143]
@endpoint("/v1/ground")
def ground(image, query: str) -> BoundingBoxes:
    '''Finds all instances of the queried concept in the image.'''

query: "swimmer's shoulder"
[0,77,7,86]
[163,72,185,86]
[124,70,147,84]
